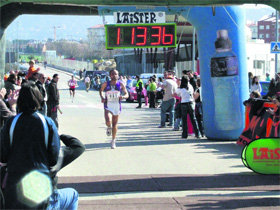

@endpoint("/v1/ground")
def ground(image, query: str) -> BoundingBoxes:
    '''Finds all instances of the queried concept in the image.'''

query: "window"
[259,25,264,30]
[259,34,264,38]
[266,34,270,38]
[253,60,263,69]
[266,25,270,29]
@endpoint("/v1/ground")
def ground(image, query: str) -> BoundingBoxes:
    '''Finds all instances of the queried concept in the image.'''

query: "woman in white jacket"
[250,76,262,94]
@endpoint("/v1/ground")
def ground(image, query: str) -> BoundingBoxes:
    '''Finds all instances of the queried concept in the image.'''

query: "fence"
[46,57,94,73]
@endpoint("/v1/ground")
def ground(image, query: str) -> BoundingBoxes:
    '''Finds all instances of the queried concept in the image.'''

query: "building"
[87,24,105,50]
[246,39,279,79]
[246,22,258,40]
[257,13,280,43]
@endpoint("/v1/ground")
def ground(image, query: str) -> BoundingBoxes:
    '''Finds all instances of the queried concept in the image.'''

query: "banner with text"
[114,12,166,24]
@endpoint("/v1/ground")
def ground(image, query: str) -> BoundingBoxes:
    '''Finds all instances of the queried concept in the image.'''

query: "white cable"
[223,6,241,31]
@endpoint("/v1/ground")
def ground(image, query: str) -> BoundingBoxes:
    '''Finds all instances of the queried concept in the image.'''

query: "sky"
[5,4,276,41]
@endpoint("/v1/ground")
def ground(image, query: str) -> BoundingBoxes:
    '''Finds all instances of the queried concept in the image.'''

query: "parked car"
[260,81,270,97]
[127,79,149,103]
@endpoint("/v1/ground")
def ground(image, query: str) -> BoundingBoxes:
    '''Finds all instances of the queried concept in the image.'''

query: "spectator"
[26,60,40,80]
[243,91,261,106]
[36,73,48,116]
[1,82,60,209]
[148,77,157,108]
[263,78,277,99]
[184,70,197,91]
[135,75,143,108]
[0,88,18,128]
[79,69,83,80]
[4,74,17,94]
[250,76,262,94]
[194,78,204,137]
[47,74,60,128]
[126,76,133,89]
[265,73,271,82]
[248,72,253,91]
[175,76,201,139]
[158,70,177,128]
[173,78,182,131]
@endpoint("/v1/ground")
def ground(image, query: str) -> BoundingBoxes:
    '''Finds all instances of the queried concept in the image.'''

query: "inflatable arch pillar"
[184,6,248,140]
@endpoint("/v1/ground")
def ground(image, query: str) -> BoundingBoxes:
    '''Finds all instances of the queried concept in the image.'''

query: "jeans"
[195,102,204,136]
[160,98,175,126]
[181,102,200,138]
[174,118,181,130]
[47,188,79,210]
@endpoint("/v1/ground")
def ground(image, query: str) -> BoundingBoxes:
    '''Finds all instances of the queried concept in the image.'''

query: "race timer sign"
[105,23,177,49]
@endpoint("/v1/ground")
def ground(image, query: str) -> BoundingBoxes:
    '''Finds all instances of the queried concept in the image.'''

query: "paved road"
[40,66,280,209]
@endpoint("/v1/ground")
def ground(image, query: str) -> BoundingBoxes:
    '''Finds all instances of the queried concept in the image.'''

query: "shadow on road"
[58,173,280,193]
[182,197,280,209]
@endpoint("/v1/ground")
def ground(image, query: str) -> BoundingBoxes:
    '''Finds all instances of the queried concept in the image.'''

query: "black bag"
[156,90,164,99]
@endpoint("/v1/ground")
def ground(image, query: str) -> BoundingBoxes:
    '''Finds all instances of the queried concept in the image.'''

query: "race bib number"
[106,90,120,102]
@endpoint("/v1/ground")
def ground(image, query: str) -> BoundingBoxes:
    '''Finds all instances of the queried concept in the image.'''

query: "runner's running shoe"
[106,127,112,136]
[111,139,116,149]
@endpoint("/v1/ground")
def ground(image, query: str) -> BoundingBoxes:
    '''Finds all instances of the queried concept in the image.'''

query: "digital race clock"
[105,23,177,49]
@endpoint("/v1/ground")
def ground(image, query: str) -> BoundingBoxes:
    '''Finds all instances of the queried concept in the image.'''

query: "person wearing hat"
[26,60,40,80]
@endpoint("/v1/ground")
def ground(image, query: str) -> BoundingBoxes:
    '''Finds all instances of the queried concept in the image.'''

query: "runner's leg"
[104,110,111,128]
[72,89,75,99]
[111,115,119,149]
[112,115,119,140]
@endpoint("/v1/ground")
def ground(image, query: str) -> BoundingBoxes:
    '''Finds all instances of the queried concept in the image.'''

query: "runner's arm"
[99,82,107,103]
[120,83,129,100]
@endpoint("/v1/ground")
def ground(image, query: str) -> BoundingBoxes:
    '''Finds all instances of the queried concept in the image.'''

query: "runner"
[68,75,77,103]
[99,69,128,149]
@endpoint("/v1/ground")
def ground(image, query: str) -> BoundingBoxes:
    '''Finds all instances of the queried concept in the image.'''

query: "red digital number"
[151,26,161,45]
[117,27,121,45]
[136,27,147,46]
[131,27,135,45]
[162,27,173,45]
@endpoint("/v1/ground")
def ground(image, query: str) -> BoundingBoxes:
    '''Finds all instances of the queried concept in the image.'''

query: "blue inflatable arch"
[100,6,248,140]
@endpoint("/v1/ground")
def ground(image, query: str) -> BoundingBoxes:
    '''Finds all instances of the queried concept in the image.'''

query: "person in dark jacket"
[36,73,47,116]
[183,70,197,91]
[0,82,60,209]
[135,75,143,108]
[47,74,60,128]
